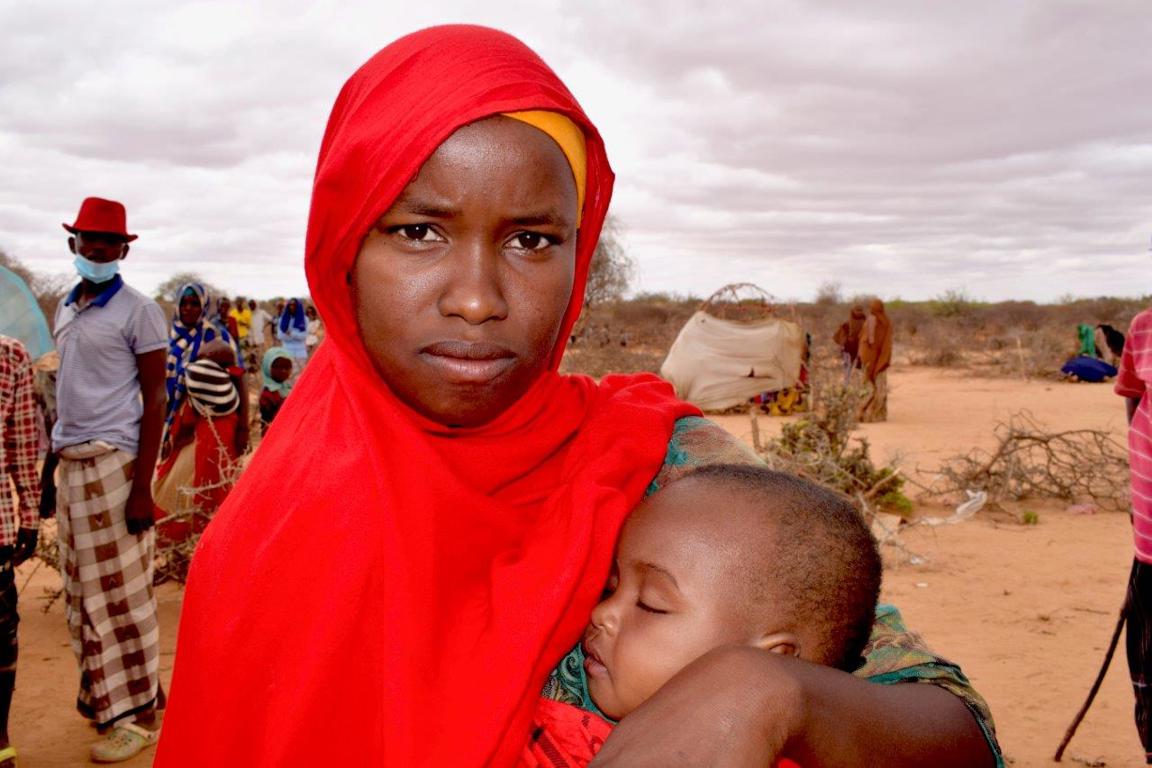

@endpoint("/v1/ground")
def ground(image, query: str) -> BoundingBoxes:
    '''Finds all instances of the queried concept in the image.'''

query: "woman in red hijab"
[156,26,1000,768]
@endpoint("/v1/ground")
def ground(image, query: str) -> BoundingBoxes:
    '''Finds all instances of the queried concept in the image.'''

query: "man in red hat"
[50,197,168,762]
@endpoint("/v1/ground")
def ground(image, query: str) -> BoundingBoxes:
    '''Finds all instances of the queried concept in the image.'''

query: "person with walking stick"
[1115,306,1152,764]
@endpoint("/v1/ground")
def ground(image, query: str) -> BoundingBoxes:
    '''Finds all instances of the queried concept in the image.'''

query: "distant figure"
[214,296,240,342]
[229,296,252,348]
[0,336,43,768]
[1077,323,1098,358]
[276,298,309,375]
[833,305,866,385]
[258,347,294,434]
[154,341,247,542]
[1097,323,1126,366]
[305,305,324,359]
[165,283,236,430]
[248,299,270,349]
[857,299,893,422]
[53,197,167,760]
[1115,307,1152,761]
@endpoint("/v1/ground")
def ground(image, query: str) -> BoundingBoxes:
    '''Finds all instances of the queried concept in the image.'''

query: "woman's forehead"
[389,116,578,222]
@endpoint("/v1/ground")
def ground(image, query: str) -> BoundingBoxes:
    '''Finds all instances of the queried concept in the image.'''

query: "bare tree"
[584,216,634,307]
[154,272,226,304]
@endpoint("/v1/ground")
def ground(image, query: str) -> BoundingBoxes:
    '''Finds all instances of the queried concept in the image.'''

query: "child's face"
[583,480,782,720]
[270,358,293,383]
[352,116,578,428]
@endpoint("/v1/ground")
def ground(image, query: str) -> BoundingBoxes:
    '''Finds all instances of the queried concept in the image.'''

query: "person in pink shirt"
[1115,307,1152,763]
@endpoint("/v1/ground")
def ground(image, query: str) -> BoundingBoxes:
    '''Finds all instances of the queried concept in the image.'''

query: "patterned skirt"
[57,444,159,726]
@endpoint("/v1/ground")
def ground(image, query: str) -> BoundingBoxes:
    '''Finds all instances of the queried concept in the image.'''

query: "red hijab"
[156,25,697,767]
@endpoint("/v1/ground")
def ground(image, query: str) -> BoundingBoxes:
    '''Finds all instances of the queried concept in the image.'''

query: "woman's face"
[353,116,579,427]
[179,293,203,327]
[287,299,298,313]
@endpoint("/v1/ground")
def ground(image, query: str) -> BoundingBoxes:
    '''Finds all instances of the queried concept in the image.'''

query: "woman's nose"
[437,243,509,325]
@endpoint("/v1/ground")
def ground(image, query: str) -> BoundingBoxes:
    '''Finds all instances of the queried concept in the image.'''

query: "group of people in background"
[833,299,893,422]
[0,197,327,763]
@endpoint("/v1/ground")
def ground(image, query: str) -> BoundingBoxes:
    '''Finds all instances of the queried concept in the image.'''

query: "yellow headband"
[502,111,587,225]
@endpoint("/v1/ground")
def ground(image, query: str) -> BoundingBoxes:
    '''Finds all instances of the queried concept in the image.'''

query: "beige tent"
[660,286,804,411]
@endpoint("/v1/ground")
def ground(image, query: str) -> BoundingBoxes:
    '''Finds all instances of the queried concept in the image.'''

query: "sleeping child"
[524,464,883,767]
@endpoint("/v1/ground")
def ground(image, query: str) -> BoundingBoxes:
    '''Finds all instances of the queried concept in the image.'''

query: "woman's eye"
[394,224,440,242]
[510,232,553,251]
[637,601,668,615]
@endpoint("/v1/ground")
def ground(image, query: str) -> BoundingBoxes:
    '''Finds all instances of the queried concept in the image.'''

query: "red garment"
[522,700,801,768]
[156,25,697,768]
[155,400,240,544]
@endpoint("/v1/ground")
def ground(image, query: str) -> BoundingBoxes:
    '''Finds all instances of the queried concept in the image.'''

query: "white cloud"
[1,0,1149,302]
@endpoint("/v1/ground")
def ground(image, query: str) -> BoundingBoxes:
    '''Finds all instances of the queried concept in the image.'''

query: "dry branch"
[934,411,1128,511]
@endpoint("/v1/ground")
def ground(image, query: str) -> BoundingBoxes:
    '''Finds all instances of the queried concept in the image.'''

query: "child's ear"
[750,631,800,658]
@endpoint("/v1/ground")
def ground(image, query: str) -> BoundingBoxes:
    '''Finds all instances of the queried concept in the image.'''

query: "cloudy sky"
[1,0,1149,302]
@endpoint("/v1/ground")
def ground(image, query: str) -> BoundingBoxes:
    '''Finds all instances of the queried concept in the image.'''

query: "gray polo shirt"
[51,276,168,454]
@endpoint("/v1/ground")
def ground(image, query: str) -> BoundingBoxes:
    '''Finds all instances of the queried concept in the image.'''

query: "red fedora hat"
[62,197,138,242]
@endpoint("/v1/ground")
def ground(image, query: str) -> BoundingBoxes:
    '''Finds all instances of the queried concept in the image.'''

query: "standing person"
[229,296,251,349]
[164,283,235,432]
[858,298,893,423]
[1116,306,1152,763]
[304,304,323,360]
[52,197,167,762]
[275,298,308,373]
[156,27,999,767]
[154,341,246,542]
[247,299,269,350]
[0,336,43,768]
[832,304,866,386]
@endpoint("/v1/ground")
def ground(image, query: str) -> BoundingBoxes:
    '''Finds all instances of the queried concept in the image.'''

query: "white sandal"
[89,721,159,763]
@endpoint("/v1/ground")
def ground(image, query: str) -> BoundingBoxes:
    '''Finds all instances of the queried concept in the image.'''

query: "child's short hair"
[678,464,882,671]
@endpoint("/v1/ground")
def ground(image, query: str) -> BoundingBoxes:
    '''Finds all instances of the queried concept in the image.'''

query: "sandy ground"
[5,366,1142,766]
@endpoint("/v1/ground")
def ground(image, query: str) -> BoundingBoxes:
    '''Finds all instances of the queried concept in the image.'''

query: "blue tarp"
[0,265,53,360]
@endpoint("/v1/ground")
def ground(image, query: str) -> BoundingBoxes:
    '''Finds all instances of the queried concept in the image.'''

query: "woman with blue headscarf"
[275,297,309,374]
[165,284,235,429]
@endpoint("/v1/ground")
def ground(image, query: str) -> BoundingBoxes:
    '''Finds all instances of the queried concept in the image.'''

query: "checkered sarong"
[56,446,159,726]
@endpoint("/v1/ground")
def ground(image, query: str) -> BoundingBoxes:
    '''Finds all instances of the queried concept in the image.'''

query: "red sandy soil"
[6,366,1142,766]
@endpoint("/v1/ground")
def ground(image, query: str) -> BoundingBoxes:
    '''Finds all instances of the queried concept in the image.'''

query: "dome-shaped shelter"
[659,283,804,411]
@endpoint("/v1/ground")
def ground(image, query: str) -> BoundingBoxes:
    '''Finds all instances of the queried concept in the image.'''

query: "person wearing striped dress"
[1116,307,1152,764]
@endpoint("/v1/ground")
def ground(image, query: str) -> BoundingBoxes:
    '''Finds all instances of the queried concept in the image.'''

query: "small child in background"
[525,464,882,767]
[259,347,294,434]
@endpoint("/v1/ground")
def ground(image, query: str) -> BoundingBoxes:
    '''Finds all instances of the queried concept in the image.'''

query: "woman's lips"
[420,341,515,384]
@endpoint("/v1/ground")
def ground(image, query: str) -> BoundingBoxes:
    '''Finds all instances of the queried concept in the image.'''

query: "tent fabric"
[0,266,53,361]
[660,310,804,410]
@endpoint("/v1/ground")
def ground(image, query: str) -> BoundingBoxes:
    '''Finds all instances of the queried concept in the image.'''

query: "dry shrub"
[758,382,911,516]
[934,411,1129,511]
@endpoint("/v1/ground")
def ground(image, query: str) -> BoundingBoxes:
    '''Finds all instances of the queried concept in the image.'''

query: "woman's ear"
[750,631,799,658]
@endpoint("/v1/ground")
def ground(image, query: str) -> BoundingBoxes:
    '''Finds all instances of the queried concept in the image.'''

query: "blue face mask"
[74,255,121,284]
